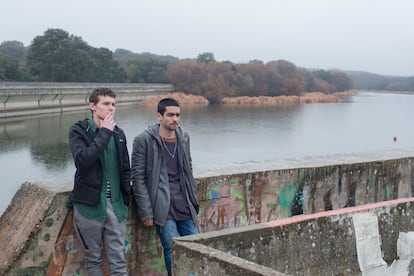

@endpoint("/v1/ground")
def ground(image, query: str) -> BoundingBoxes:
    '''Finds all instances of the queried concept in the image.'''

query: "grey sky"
[2,0,413,76]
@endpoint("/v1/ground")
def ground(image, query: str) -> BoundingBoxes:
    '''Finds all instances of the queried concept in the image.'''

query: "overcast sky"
[2,0,413,76]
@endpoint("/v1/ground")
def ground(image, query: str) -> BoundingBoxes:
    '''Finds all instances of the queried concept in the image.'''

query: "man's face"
[89,95,116,120]
[157,106,180,132]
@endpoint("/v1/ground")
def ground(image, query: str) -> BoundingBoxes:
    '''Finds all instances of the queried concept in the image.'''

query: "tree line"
[168,57,352,103]
[1,28,413,103]
[347,71,414,91]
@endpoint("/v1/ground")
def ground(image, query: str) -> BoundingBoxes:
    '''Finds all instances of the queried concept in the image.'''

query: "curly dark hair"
[89,88,116,104]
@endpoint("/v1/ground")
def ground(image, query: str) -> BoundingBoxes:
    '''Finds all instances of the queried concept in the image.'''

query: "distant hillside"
[346,71,414,91]
[113,48,179,64]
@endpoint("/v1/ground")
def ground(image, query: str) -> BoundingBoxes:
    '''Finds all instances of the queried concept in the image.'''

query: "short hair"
[89,88,116,104]
[157,98,180,115]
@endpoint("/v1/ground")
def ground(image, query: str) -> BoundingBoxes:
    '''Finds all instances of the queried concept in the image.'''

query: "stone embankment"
[0,82,174,118]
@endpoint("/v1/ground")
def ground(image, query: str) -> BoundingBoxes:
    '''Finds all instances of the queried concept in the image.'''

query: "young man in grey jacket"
[131,98,199,276]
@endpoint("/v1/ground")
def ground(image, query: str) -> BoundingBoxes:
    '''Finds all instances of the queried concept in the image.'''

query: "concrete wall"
[0,82,173,118]
[174,197,414,275]
[1,149,414,275]
[195,149,414,233]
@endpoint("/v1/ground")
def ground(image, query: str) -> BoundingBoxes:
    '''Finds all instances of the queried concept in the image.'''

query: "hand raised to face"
[100,112,116,131]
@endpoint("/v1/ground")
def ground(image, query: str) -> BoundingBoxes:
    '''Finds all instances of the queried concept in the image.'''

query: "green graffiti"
[230,187,245,213]
[278,184,297,217]
[46,203,59,216]
[298,169,305,182]
[45,217,54,227]
[385,184,393,200]
[27,238,39,251]
[147,256,166,274]
[230,187,243,199]
[210,186,221,199]
[229,177,241,185]
[239,216,248,225]
[16,261,49,276]
[43,233,50,242]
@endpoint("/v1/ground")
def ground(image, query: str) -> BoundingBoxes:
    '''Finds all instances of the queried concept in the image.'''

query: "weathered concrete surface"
[0,182,69,275]
[173,240,287,276]
[1,149,414,275]
[0,182,163,276]
[0,82,173,118]
[174,197,414,275]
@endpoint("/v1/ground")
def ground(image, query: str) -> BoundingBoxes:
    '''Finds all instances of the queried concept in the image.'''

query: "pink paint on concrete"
[265,197,414,228]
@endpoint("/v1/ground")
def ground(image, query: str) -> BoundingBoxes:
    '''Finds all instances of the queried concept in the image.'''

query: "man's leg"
[73,208,104,276]
[103,199,128,276]
[177,219,199,236]
[156,220,180,276]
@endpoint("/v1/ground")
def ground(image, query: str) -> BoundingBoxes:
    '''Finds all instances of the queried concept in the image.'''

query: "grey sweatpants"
[73,199,128,276]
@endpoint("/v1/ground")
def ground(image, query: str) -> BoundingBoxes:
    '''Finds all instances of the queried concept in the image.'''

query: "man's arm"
[68,123,112,171]
[131,134,155,225]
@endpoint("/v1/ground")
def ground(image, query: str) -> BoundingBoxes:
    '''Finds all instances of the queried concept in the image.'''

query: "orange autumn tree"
[167,57,352,103]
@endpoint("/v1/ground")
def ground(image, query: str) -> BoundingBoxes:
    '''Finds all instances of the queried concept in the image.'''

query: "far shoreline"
[361,90,414,95]
[141,90,357,106]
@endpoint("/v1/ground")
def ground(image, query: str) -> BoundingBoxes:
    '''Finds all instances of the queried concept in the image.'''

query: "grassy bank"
[141,91,356,106]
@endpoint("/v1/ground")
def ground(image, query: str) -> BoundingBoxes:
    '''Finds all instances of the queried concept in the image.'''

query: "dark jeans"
[156,219,199,276]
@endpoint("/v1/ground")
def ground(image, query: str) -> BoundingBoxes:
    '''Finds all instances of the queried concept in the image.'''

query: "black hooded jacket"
[68,118,131,206]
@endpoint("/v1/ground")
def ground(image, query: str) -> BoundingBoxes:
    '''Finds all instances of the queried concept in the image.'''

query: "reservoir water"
[1,91,413,215]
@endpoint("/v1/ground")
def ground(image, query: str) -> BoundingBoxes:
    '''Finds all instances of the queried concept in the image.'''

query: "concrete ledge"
[195,147,414,177]
[174,197,414,275]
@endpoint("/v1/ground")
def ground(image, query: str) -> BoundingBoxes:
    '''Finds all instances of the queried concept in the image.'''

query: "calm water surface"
[1,92,413,215]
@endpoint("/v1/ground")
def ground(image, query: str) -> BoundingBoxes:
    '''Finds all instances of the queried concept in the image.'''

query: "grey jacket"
[131,124,199,227]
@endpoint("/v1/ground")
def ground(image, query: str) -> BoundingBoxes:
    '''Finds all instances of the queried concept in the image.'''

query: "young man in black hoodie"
[68,88,131,275]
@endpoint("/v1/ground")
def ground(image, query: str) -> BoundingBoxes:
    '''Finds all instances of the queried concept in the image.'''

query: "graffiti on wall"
[198,159,414,233]
[200,176,246,232]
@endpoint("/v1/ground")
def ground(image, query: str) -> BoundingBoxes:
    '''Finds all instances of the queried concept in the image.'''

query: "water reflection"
[0,112,87,172]
[31,142,72,169]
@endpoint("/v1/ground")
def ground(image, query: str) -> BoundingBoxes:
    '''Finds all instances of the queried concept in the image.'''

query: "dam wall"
[0,82,173,118]
[1,148,414,275]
